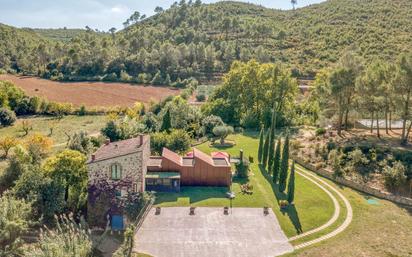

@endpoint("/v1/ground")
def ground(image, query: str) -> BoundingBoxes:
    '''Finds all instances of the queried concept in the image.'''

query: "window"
[162,179,171,186]
[111,163,122,180]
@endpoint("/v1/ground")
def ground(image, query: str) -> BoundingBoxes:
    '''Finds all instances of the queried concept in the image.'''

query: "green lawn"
[154,132,335,237]
[285,178,412,256]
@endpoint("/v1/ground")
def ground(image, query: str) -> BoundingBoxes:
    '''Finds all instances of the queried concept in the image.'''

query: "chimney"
[239,149,243,162]
[139,134,144,146]
[105,139,110,145]
[91,154,96,162]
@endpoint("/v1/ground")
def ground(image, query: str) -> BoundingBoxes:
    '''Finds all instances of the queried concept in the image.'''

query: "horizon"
[0,0,326,31]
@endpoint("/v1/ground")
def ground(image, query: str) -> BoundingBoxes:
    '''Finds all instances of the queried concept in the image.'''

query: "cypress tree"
[279,135,289,192]
[258,126,264,164]
[262,129,270,169]
[160,108,172,132]
[267,110,277,172]
[287,161,296,204]
[272,137,281,183]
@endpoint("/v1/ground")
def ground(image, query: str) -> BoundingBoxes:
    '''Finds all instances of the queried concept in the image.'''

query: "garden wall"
[292,156,412,206]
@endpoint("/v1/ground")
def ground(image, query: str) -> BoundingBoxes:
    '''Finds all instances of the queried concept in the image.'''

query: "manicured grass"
[155,132,335,237]
[285,181,412,256]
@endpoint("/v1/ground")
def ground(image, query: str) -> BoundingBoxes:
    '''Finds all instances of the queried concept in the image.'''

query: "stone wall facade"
[87,138,150,228]
[293,156,412,206]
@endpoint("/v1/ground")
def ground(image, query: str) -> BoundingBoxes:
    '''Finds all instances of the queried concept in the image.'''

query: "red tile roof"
[88,136,147,163]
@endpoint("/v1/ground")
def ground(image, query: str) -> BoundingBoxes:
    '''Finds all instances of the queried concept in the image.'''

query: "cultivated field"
[0,75,180,107]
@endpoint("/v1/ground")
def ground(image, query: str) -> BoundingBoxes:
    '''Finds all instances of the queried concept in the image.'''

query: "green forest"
[1,0,411,84]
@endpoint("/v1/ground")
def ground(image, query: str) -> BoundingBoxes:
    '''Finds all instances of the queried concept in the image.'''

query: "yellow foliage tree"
[24,134,53,159]
[0,136,18,158]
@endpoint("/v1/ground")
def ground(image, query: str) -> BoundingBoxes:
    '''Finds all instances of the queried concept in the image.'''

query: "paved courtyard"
[133,207,294,257]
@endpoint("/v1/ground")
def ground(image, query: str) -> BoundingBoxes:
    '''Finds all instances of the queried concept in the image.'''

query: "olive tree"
[213,125,234,144]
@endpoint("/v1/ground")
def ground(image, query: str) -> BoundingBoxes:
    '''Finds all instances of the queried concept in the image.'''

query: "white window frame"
[111,163,122,180]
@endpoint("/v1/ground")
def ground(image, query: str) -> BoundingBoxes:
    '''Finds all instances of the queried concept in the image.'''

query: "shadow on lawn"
[259,164,303,234]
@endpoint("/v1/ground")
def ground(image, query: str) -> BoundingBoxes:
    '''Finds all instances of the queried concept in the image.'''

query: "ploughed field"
[0,74,180,107]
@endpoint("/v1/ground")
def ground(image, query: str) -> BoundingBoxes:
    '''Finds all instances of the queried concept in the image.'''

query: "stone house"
[87,135,149,230]
[87,134,232,230]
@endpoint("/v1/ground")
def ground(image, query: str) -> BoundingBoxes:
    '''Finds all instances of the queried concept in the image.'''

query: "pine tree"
[279,135,289,192]
[151,70,164,85]
[262,129,270,169]
[267,109,277,172]
[258,126,264,164]
[160,108,172,132]
[287,161,295,204]
[164,74,172,85]
[272,137,281,183]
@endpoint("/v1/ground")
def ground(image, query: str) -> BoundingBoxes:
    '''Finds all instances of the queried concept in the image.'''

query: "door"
[111,215,124,230]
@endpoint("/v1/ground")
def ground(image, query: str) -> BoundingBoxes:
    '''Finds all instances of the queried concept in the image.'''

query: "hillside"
[0,0,411,82]
[33,28,88,42]
[0,23,55,73]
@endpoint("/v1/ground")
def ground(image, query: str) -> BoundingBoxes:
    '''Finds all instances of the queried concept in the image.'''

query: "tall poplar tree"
[160,108,172,132]
[267,109,277,172]
[287,161,296,204]
[272,137,281,184]
[262,129,270,169]
[279,135,289,192]
[257,126,264,164]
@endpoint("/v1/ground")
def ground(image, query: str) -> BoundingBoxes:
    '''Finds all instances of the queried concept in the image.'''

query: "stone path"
[289,169,340,241]
[293,166,353,249]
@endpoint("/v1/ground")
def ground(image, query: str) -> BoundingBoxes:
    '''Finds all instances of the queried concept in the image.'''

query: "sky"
[0,0,325,31]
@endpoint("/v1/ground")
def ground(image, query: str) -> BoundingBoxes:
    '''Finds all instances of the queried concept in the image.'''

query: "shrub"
[240,111,259,129]
[383,161,407,189]
[0,108,16,126]
[326,139,337,152]
[328,149,343,177]
[347,148,369,174]
[202,115,224,136]
[167,129,191,154]
[77,105,87,116]
[103,72,118,82]
[120,70,132,82]
[315,127,326,136]
[150,131,169,155]
[196,93,206,102]
[235,158,250,178]
[68,131,93,154]
[0,192,32,256]
[24,215,93,257]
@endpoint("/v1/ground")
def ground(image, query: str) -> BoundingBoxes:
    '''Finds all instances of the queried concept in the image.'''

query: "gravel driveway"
[133,207,293,257]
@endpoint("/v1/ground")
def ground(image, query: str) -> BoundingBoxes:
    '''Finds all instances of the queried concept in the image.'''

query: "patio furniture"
[189,206,196,215]
[263,206,269,215]
[224,206,229,215]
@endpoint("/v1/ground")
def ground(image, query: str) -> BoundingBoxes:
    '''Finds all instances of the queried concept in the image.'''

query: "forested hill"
[0,0,411,84]
[33,28,89,42]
